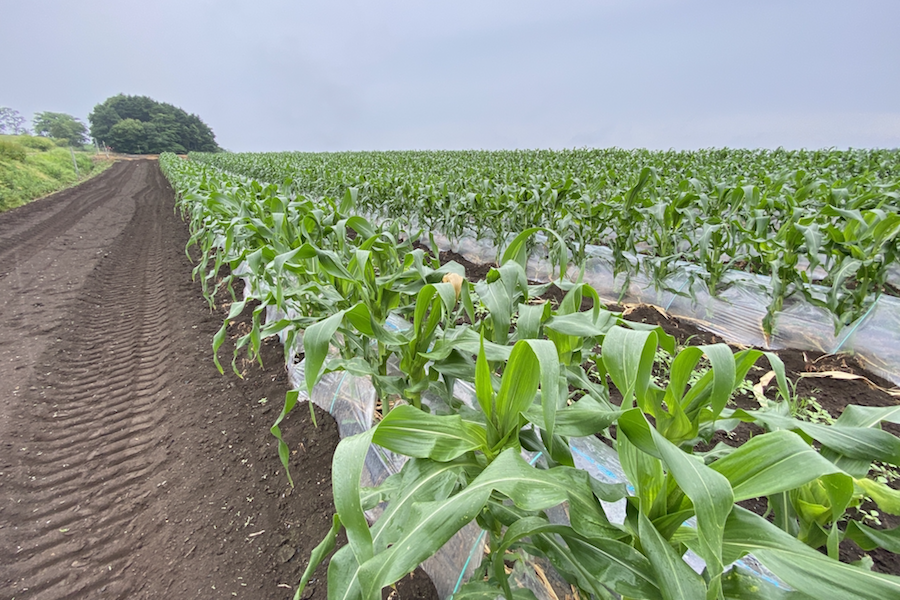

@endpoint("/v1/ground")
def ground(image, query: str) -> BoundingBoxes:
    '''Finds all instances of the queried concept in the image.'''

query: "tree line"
[0,95,220,154]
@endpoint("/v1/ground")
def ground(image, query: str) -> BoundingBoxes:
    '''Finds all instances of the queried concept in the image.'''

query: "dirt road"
[0,161,345,599]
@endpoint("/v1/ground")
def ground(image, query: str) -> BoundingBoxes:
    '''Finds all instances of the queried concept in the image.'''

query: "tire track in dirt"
[0,163,146,419]
[0,165,178,599]
[0,162,140,280]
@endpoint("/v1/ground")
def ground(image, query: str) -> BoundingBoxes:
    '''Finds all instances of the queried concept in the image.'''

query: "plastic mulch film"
[425,231,900,387]
[840,295,900,387]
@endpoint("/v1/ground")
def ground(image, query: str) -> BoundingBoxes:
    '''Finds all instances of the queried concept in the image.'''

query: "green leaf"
[492,516,571,600]
[451,328,514,361]
[638,511,707,600]
[346,215,375,239]
[525,395,622,437]
[602,326,658,409]
[494,341,541,440]
[326,545,363,600]
[723,506,900,599]
[333,430,375,564]
[475,333,494,421]
[710,430,843,501]
[821,473,856,558]
[753,413,900,466]
[619,409,733,596]
[372,404,486,460]
[303,310,346,398]
[476,277,513,345]
[617,428,665,514]
[270,389,300,487]
[855,478,900,515]
[564,535,663,600]
[835,405,900,427]
[519,339,562,441]
[356,450,654,599]
[517,302,548,340]
[684,344,736,419]
[721,566,811,600]
[353,451,513,598]
[212,298,247,374]
[294,514,341,600]
[314,246,356,280]
[845,520,900,553]
[545,312,609,337]
[369,457,477,552]
[453,581,538,600]
[212,320,228,374]
[501,226,568,280]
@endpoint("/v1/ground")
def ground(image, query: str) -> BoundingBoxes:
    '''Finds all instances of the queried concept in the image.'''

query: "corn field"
[161,149,900,600]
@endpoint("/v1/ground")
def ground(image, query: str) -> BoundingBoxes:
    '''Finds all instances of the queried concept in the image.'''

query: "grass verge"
[0,134,115,212]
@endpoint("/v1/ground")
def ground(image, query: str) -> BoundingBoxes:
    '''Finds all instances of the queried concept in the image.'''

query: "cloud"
[572,112,900,150]
[1,0,897,150]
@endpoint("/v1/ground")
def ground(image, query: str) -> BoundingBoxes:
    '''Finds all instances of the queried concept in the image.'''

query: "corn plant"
[160,152,900,600]
[714,402,900,559]
[296,327,900,600]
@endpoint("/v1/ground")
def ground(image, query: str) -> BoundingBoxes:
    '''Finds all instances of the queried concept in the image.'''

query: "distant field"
[191,148,900,334]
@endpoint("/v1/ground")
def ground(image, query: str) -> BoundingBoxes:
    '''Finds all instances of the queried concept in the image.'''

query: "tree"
[0,107,29,135]
[89,94,220,153]
[105,119,148,154]
[87,103,120,142]
[32,112,88,146]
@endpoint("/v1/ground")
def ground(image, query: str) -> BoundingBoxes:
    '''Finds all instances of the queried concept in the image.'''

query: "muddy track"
[0,161,364,600]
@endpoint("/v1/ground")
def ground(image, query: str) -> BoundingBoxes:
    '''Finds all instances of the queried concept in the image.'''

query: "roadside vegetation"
[0,134,112,212]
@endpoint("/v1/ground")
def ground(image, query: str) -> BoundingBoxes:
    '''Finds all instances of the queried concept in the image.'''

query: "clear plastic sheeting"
[569,435,628,524]
[845,297,900,387]
[285,358,487,599]
[423,231,900,387]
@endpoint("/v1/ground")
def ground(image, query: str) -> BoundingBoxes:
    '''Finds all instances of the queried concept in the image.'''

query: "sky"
[1,0,898,152]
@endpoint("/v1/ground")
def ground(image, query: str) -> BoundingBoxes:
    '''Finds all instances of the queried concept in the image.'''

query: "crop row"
[190,148,900,337]
[161,152,900,600]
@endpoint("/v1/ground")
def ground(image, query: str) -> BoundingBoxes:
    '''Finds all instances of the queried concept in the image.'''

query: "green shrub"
[0,139,26,161]
[15,135,56,151]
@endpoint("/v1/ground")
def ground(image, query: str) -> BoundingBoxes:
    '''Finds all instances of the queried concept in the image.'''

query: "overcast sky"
[2,0,898,152]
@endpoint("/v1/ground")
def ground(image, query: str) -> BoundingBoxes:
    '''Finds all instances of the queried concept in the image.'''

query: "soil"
[0,160,437,600]
[439,250,495,281]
